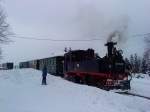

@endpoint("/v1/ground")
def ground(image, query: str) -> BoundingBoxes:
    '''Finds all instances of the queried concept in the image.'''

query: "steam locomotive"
[64,42,131,90]
[19,41,131,90]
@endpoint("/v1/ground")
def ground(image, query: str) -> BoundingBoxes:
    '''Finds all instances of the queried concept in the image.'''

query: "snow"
[130,73,150,98]
[0,69,150,112]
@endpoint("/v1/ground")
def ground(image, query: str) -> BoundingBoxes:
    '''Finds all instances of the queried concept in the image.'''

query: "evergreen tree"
[125,57,132,71]
[141,58,147,74]
[125,58,130,64]
[143,48,150,74]
[129,53,142,73]
[144,37,150,75]
[130,54,134,72]
[147,58,150,75]
[134,53,142,73]
[137,57,142,73]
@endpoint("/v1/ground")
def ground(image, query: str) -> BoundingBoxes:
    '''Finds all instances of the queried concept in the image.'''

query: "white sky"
[1,0,150,63]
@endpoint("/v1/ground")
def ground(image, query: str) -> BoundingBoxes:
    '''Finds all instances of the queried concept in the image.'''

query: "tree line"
[125,53,150,74]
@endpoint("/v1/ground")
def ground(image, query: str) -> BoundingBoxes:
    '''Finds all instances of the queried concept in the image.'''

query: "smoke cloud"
[73,1,129,49]
[3,0,136,63]
[107,19,128,48]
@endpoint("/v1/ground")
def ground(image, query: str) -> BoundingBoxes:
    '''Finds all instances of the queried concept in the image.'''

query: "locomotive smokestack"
[105,42,117,57]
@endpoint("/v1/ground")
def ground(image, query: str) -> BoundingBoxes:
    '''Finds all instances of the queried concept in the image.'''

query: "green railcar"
[38,56,64,77]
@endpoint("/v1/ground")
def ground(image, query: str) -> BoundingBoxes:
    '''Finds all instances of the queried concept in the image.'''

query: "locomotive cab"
[64,49,98,73]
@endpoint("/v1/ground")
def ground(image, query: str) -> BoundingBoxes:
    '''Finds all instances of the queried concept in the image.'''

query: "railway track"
[116,92,150,100]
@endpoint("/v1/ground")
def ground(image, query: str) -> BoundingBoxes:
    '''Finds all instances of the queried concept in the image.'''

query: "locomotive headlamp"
[109,65,112,69]
[123,77,128,80]
[107,79,113,81]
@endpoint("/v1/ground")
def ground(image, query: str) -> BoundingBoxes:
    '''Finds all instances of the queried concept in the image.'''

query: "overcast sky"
[1,0,150,63]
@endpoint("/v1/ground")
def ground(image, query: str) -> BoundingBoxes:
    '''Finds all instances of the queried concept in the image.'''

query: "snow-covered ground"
[130,73,150,98]
[0,69,150,112]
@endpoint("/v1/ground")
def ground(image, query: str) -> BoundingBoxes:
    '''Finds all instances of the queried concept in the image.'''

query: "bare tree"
[0,10,10,43]
[0,3,11,58]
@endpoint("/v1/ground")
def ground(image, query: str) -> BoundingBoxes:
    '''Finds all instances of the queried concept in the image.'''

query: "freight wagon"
[38,56,64,76]
[0,63,14,70]
[19,56,64,77]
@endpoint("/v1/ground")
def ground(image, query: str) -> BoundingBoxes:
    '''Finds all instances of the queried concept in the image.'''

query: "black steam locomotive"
[64,42,131,90]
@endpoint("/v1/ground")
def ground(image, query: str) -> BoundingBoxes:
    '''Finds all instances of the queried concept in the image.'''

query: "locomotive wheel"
[65,75,82,84]
[65,75,75,82]
[84,75,91,85]
[97,80,109,90]
[70,76,76,82]
[75,76,81,84]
